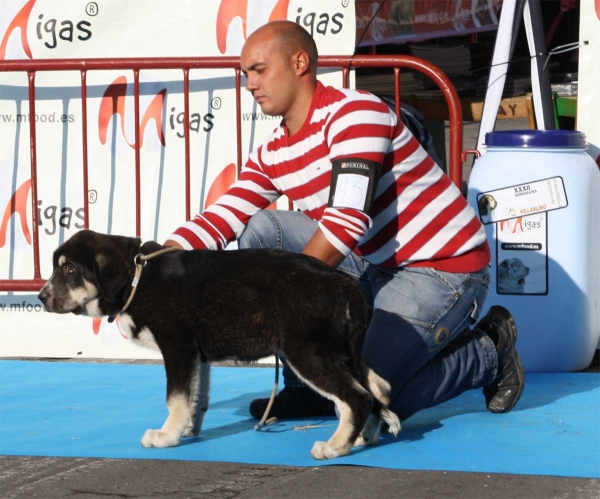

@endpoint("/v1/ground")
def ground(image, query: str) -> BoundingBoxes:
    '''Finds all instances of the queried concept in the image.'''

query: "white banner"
[0,0,356,359]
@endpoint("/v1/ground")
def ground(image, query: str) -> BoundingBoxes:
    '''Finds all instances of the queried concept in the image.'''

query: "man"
[165,20,524,422]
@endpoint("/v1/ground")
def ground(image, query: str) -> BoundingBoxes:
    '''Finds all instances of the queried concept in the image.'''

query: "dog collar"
[108,246,179,322]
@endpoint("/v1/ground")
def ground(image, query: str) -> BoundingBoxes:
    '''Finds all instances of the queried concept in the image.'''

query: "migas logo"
[499,217,524,234]
[0,162,239,249]
[0,0,94,60]
[500,214,545,235]
[98,76,166,149]
[0,179,85,249]
[98,76,217,148]
[216,0,345,53]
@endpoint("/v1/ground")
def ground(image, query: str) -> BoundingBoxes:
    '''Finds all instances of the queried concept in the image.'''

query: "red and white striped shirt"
[171,81,490,272]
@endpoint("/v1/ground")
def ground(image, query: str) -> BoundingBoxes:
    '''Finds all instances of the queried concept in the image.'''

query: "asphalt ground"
[2,455,599,499]
[2,120,599,499]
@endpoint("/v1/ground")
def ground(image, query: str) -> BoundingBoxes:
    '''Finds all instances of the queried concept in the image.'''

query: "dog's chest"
[118,313,160,352]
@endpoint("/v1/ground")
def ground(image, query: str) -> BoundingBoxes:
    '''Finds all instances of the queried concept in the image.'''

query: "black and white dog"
[39,230,400,460]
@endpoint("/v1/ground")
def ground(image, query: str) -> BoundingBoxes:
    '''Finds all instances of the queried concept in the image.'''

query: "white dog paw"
[141,429,181,448]
[310,441,350,460]
[182,426,199,438]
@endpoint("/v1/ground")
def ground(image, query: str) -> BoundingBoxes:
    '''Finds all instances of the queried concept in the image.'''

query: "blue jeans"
[238,210,498,420]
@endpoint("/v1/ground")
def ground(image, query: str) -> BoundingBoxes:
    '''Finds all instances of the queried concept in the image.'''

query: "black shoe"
[249,386,336,420]
[478,306,525,413]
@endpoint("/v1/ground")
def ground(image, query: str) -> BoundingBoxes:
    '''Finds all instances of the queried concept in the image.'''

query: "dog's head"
[38,230,141,317]
[498,258,529,293]
[478,194,497,218]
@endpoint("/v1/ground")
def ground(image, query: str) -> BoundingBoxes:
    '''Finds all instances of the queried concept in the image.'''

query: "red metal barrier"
[0,55,463,292]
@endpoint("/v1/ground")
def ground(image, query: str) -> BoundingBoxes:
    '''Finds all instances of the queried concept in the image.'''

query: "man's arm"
[164,151,281,250]
[166,225,344,267]
[302,227,345,267]
[164,239,183,249]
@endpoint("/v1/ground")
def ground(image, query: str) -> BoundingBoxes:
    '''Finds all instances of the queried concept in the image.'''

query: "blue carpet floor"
[0,360,598,478]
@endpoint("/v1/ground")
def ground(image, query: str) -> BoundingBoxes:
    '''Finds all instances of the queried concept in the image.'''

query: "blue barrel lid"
[485,130,586,148]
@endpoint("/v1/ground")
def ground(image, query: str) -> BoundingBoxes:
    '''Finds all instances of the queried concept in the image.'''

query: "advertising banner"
[496,212,547,296]
[0,0,356,359]
[355,0,501,46]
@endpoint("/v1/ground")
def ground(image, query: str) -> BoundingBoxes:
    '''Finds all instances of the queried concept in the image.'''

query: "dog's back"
[132,244,368,363]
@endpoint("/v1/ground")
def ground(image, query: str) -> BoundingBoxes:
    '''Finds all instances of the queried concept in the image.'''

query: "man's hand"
[163,239,184,249]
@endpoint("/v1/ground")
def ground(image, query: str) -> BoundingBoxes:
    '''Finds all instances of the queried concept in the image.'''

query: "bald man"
[165,21,524,423]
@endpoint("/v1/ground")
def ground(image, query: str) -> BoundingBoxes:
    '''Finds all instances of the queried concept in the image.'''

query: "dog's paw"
[182,426,200,438]
[311,441,351,460]
[141,429,181,448]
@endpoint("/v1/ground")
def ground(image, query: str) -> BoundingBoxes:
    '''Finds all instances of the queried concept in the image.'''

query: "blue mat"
[0,360,598,478]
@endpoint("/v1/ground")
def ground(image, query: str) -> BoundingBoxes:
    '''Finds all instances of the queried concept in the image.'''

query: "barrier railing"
[0,55,463,292]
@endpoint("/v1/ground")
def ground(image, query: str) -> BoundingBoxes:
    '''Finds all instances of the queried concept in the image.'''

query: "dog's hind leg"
[141,351,199,448]
[284,349,372,460]
[354,364,401,447]
[183,360,210,437]
[354,399,400,447]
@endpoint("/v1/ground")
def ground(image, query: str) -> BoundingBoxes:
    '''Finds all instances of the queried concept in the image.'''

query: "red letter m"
[0,179,31,248]
[98,76,166,149]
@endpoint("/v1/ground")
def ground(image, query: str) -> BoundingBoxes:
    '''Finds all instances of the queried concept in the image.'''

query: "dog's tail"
[361,365,401,436]
[343,284,370,378]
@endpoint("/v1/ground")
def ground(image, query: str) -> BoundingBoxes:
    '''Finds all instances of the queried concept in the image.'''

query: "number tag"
[332,174,369,211]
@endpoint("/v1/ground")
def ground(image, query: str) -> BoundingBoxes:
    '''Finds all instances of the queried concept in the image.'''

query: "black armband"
[328,158,381,214]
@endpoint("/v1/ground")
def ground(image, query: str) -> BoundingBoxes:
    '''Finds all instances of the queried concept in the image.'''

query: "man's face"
[241,34,298,118]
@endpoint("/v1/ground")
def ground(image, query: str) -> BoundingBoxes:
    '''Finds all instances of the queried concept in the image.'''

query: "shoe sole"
[487,306,525,414]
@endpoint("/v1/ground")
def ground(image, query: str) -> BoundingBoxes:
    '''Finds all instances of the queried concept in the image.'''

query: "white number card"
[333,174,368,211]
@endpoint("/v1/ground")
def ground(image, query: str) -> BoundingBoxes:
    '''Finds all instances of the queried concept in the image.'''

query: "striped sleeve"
[317,96,394,255]
[170,150,281,250]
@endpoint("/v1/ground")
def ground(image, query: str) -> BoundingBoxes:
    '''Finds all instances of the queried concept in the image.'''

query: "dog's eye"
[62,263,77,275]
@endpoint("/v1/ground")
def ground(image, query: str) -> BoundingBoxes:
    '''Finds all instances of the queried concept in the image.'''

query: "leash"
[108,246,180,322]
[254,356,279,430]
[109,244,280,429]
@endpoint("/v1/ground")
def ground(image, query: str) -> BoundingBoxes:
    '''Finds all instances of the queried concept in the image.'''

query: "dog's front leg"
[141,391,193,448]
[141,353,200,448]
[183,361,211,437]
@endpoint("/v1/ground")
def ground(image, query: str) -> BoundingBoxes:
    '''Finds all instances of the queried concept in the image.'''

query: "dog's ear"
[498,260,508,280]
[93,236,142,306]
[477,197,489,217]
[94,252,131,305]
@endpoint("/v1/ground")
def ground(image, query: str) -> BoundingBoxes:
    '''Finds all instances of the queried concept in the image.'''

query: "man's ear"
[293,50,311,76]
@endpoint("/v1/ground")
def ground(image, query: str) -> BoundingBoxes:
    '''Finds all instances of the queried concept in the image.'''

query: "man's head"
[241,21,318,131]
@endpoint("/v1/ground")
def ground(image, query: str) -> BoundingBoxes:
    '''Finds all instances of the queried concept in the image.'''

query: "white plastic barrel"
[467,130,600,372]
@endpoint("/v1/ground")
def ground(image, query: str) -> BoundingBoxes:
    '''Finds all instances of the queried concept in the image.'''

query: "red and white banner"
[0,0,356,359]
[355,0,501,46]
